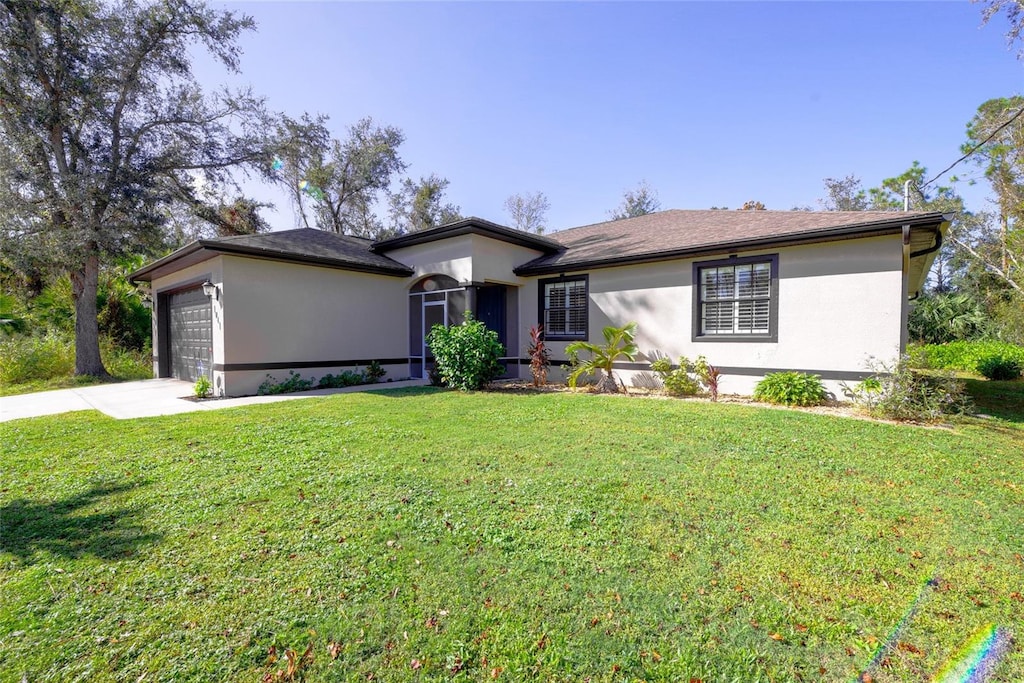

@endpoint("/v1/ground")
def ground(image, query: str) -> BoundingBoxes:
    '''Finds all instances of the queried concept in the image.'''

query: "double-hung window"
[540,276,588,340]
[693,255,778,341]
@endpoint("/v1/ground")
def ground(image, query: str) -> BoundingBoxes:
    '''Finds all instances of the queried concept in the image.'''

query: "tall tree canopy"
[866,162,972,293]
[504,191,550,234]
[0,0,272,376]
[274,114,406,238]
[963,96,1024,286]
[975,0,1024,59]
[819,175,869,211]
[608,181,661,220]
[387,174,462,236]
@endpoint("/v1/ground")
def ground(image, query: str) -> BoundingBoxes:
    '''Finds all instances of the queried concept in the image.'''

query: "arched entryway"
[408,274,521,380]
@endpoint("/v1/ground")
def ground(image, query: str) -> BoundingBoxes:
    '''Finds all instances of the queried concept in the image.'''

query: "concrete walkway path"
[0,377,429,423]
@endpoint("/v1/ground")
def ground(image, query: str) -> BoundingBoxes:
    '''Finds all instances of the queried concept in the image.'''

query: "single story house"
[130,209,950,397]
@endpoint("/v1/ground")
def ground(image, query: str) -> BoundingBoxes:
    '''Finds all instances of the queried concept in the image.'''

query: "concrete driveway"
[0,377,428,422]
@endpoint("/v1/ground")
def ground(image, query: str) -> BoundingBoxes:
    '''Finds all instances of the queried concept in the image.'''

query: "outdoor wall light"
[201,280,219,300]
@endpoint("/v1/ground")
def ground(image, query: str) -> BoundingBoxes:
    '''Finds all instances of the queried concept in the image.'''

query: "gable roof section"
[515,209,951,275]
[130,228,414,283]
[372,217,562,254]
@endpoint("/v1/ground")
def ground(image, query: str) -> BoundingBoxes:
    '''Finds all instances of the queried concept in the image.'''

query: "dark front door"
[476,285,507,349]
[167,287,212,382]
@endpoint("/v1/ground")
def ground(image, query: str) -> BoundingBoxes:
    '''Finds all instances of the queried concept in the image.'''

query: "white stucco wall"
[518,235,906,396]
[217,256,410,396]
[466,235,539,285]
[385,234,542,287]
[385,236,475,283]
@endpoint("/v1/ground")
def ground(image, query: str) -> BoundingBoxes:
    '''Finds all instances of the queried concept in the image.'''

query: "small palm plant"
[566,322,639,393]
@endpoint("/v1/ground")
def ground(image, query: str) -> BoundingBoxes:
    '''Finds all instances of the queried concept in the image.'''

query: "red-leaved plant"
[528,325,551,387]
[695,356,722,402]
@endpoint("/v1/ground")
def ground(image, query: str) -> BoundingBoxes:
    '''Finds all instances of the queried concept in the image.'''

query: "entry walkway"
[0,377,429,422]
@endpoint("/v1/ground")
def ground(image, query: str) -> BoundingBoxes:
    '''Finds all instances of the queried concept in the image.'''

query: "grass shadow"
[0,480,162,565]
[962,377,1024,424]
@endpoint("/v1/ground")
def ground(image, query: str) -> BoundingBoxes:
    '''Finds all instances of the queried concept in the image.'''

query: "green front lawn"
[1,389,1021,681]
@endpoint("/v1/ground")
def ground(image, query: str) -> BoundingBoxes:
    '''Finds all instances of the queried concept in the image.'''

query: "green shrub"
[0,331,75,384]
[0,332,151,386]
[912,340,1024,373]
[976,354,1022,381]
[907,292,989,344]
[257,364,387,395]
[258,371,315,395]
[0,293,28,336]
[30,270,152,351]
[363,360,386,383]
[694,356,722,402]
[650,356,701,396]
[318,370,364,389]
[842,358,970,422]
[100,340,152,380]
[991,293,1024,345]
[194,375,212,398]
[427,313,504,391]
[753,372,827,406]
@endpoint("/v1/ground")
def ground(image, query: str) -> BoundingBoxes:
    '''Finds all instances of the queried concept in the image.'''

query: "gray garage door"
[168,287,212,382]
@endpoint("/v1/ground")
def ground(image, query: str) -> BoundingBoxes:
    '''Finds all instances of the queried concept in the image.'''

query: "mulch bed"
[484,379,955,427]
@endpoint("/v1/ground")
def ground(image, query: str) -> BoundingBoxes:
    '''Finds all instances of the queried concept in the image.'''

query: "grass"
[961,377,1024,424]
[1,388,1022,681]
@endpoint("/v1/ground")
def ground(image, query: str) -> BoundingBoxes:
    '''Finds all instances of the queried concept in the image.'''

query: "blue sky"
[203,1,1024,232]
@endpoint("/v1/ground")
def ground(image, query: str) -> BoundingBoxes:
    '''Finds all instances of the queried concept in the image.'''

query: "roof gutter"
[906,213,954,300]
[909,224,943,259]
[903,224,914,301]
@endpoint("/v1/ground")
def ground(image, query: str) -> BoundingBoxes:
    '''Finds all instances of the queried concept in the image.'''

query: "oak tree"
[0,0,272,376]
[275,114,406,238]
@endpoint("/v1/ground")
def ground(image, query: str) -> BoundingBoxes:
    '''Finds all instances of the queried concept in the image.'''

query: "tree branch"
[949,235,1022,291]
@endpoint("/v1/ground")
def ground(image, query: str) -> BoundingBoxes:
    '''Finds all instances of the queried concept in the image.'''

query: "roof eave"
[129,242,208,283]
[372,218,563,255]
[515,213,951,276]
[907,215,953,298]
[130,240,414,283]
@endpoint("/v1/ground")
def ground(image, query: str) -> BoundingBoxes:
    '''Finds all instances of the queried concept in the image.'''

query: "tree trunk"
[596,371,619,394]
[1001,212,1009,275]
[70,251,109,377]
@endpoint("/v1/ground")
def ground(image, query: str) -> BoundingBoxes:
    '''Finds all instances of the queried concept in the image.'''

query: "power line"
[920,104,1024,190]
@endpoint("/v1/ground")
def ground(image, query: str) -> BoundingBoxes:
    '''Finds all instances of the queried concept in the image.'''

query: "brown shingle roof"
[130,228,413,283]
[214,229,411,271]
[516,209,949,274]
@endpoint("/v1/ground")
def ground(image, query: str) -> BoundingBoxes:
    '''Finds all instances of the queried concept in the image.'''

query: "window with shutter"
[693,255,778,342]
[539,276,588,340]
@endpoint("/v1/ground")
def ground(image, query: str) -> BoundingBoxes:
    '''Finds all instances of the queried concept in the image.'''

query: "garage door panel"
[168,287,212,382]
